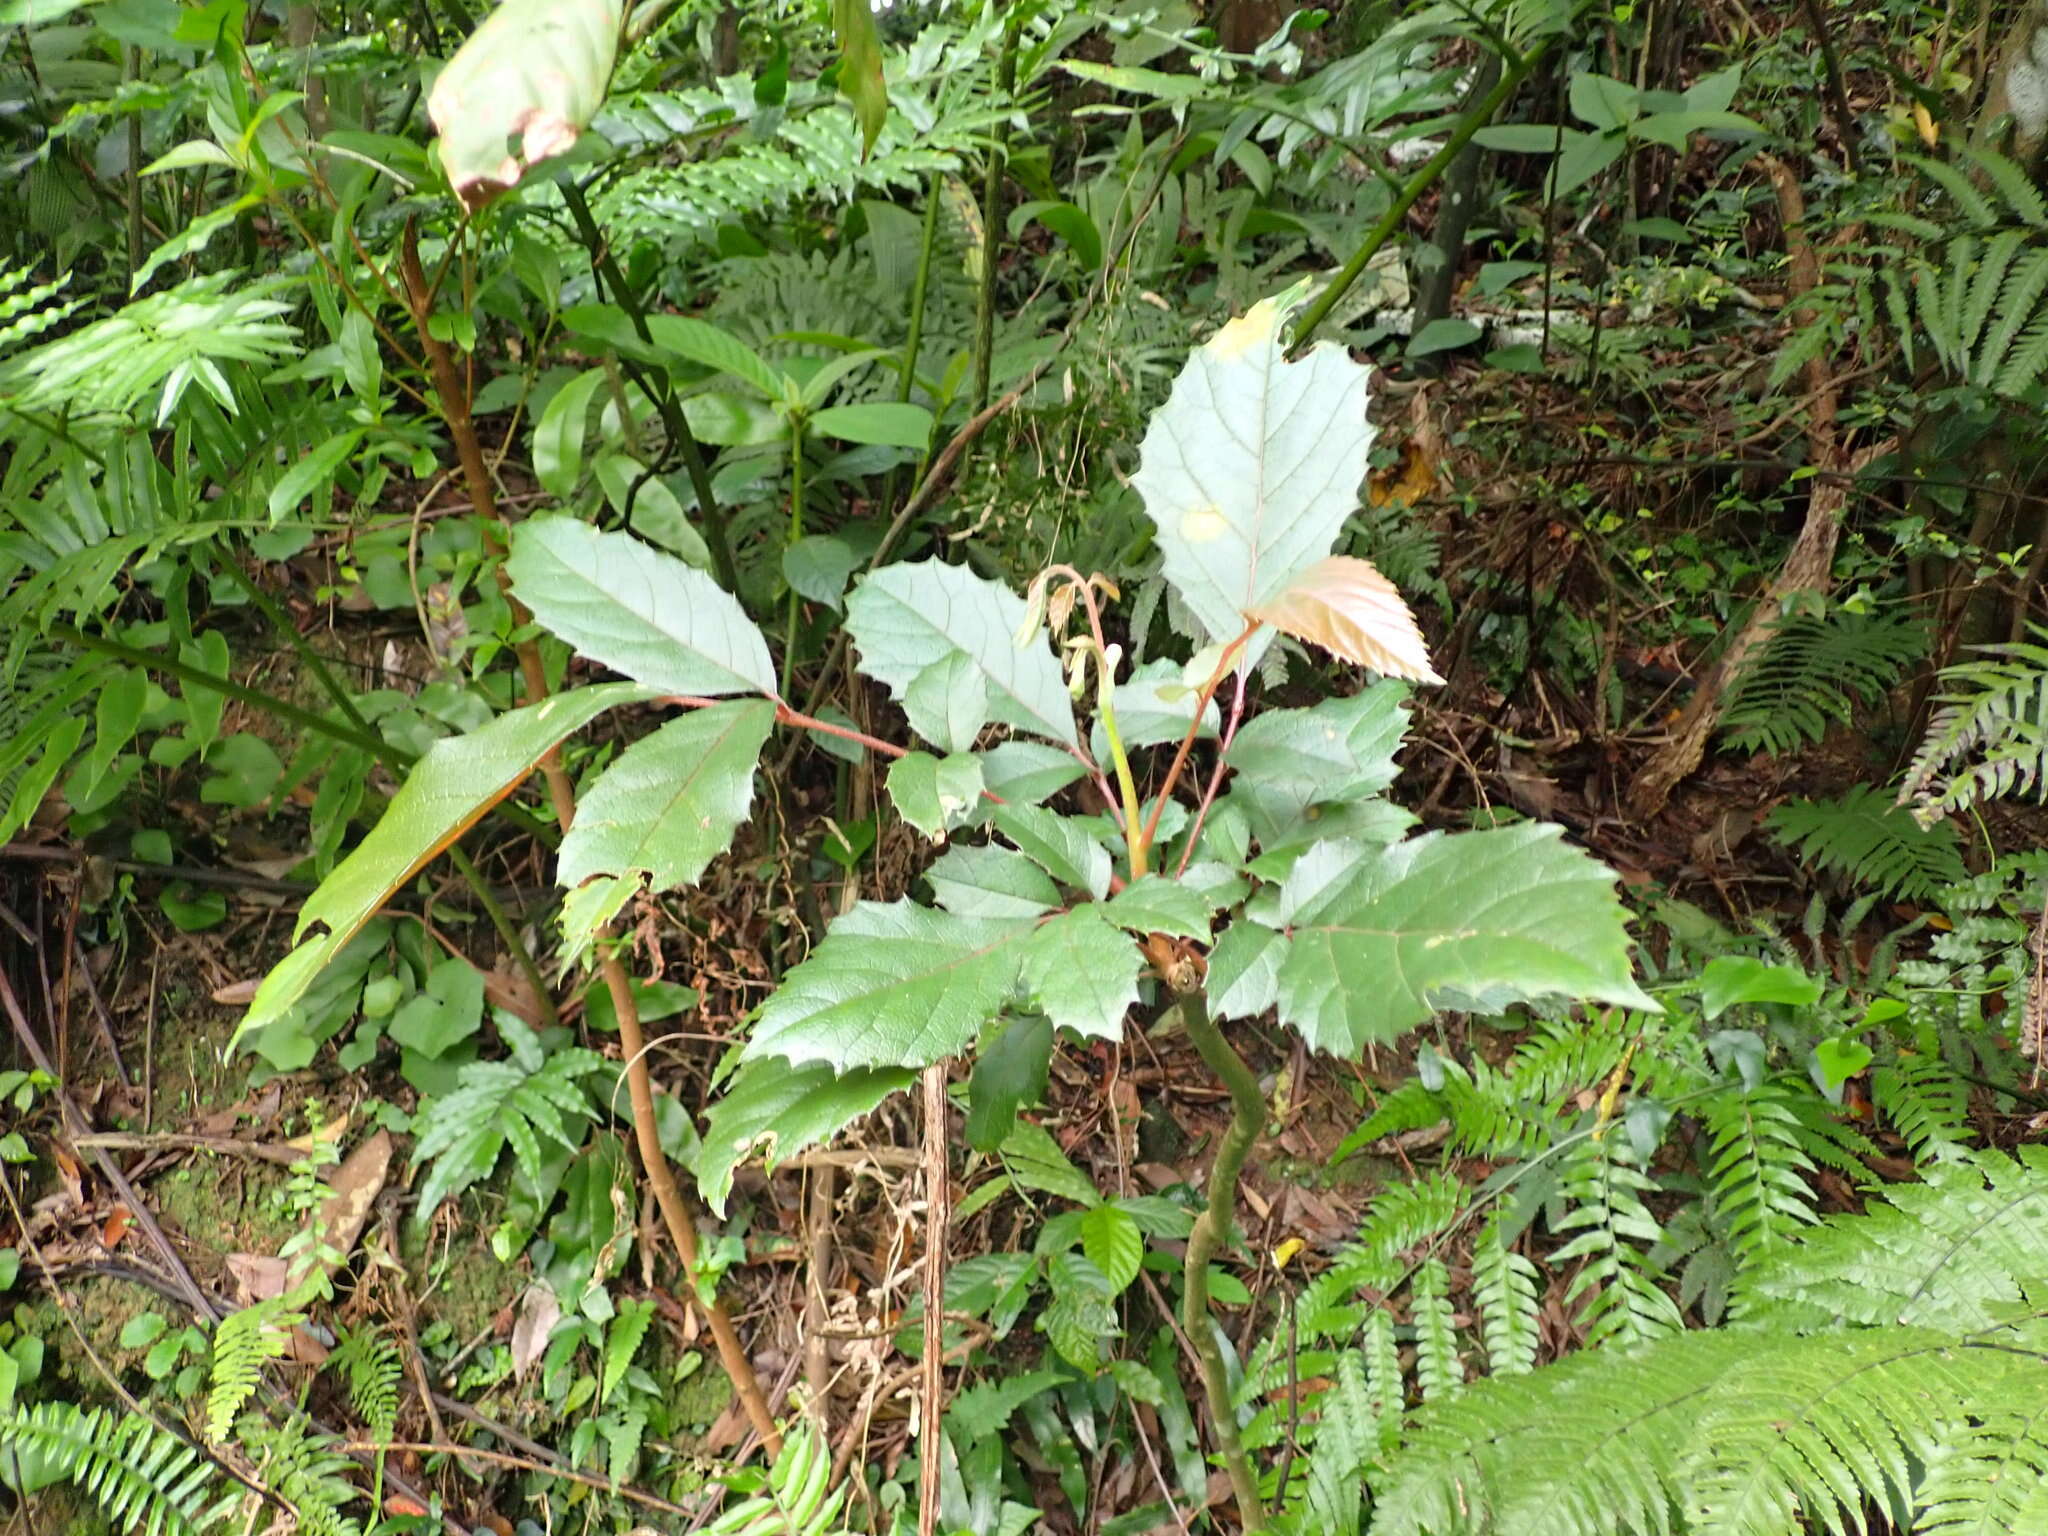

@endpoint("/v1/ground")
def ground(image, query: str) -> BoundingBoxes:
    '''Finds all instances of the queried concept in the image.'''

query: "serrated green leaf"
[743,900,1033,1071]
[947,1367,1068,1444]
[1274,824,1656,1056]
[1022,907,1142,1040]
[1131,289,1374,653]
[240,683,651,1038]
[1208,920,1284,1020]
[1043,1252,1116,1370]
[428,0,624,209]
[1080,1205,1144,1295]
[848,560,1078,747]
[507,517,776,697]
[1226,685,1411,850]
[697,1056,914,1215]
[976,742,1087,806]
[888,751,985,839]
[1105,876,1212,941]
[991,803,1112,898]
[904,651,990,755]
[559,700,773,893]
[926,845,1063,919]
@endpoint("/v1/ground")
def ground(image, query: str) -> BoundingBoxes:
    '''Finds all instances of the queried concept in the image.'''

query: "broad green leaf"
[1551,128,1627,197]
[783,534,858,612]
[1000,1120,1100,1206]
[888,750,985,839]
[1081,1205,1143,1295]
[1696,956,1823,1020]
[742,900,1034,1071]
[239,684,650,1037]
[266,429,361,521]
[1473,123,1564,153]
[1058,60,1208,102]
[1022,907,1141,1040]
[1274,824,1656,1057]
[808,401,932,448]
[832,0,888,154]
[1226,686,1412,851]
[388,957,486,1060]
[1044,1253,1116,1370]
[1131,288,1373,652]
[534,368,606,499]
[1634,109,1762,153]
[507,517,776,697]
[1404,319,1483,361]
[966,1013,1054,1152]
[594,455,711,570]
[991,804,1112,899]
[905,652,991,755]
[848,559,1078,747]
[926,845,1063,919]
[428,0,625,209]
[697,1057,914,1215]
[977,742,1086,806]
[643,315,785,400]
[1104,876,1212,941]
[559,700,774,891]
[1568,72,1639,131]
[1008,199,1104,272]
[1812,1035,1873,1096]
[1207,920,1284,1020]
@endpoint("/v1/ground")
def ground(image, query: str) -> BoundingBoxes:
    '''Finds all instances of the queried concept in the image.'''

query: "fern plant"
[1719,608,1925,757]
[1765,783,1968,901]
[1875,145,2048,397]
[0,1402,234,1536]
[1368,1146,2048,1535]
[1903,623,2048,820]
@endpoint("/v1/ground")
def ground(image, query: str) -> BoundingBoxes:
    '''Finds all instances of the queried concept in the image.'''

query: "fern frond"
[325,1327,402,1443]
[1739,1146,2048,1329]
[1472,1213,1542,1376]
[1916,1393,2048,1534]
[0,264,80,358]
[1700,1083,1820,1277]
[1,1403,232,1536]
[1870,1046,1974,1159]
[206,1300,294,1442]
[1411,1258,1463,1401]
[1294,1172,1471,1339]
[1904,628,2048,820]
[1551,1136,1683,1348]
[1766,784,1967,902]
[1721,611,1926,757]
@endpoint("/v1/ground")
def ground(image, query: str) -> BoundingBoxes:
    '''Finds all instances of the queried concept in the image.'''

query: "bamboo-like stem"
[1289,36,1550,353]
[1177,988,1268,1531]
[971,15,1020,412]
[399,231,782,1455]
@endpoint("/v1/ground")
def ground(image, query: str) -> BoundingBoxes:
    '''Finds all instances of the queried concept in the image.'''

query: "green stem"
[558,177,743,596]
[1289,35,1550,353]
[1096,669,1147,878]
[780,422,805,698]
[972,15,1020,412]
[1178,988,1268,1531]
[881,171,945,518]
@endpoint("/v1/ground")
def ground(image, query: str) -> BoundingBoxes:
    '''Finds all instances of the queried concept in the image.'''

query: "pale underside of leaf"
[1131,290,1374,652]
[1246,555,1443,684]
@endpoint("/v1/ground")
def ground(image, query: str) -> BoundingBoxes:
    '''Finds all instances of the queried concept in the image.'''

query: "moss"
[151,1159,295,1264]
[26,1480,116,1536]
[415,1225,515,1345]
[15,1276,155,1396]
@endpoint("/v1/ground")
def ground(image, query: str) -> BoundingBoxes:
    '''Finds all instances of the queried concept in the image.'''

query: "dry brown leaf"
[290,1129,392,1290]
[511,1283,561,1378]
[1245,556,1443,683]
